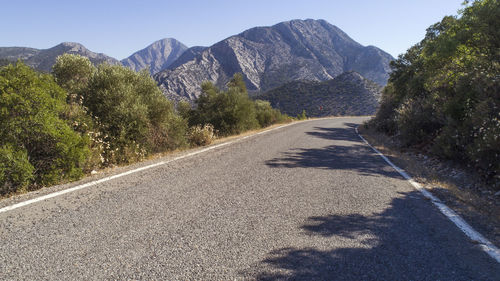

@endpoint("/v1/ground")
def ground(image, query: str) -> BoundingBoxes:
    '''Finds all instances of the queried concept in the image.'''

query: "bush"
[369,84,398,134]
[255,99,290,127]
[52,53,94,102]
[189,74,259,136]
[81,64,187,164]
[188,124,216,146]
[370,0,500,185]
[395,97,441,146]
[0,62,88,187]
[0,145,34,195]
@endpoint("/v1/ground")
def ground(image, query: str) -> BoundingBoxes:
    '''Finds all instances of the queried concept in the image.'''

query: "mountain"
[0,42,120,72]
[254,71,382,117]
[121,38,188,75]
[155,19,393,102]
[167,46,207,69]
[0,47,39,61]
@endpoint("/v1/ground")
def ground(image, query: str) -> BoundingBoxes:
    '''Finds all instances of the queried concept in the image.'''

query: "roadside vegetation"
[366,0,499,189]
[0,56,291,196]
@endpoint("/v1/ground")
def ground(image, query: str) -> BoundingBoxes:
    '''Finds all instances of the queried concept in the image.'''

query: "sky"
[1,0,465,60]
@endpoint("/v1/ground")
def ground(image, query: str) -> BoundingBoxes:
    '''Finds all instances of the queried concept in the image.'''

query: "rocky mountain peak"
[155,19,393,102]
[121,38,188,75]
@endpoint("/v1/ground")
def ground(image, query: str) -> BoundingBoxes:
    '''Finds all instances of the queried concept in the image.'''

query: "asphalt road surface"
[1,117,499,280]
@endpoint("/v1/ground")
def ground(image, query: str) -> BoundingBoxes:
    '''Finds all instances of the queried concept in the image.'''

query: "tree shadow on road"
[265,143,400,179]
[266,124,401,178]
[305,123,360,142]
[249,190,500,280]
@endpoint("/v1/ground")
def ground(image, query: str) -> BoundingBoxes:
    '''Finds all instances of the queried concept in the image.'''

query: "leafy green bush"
[0,145,34,195]
[188,124,216,146]
[52,53,94,102]
[395,97,441,146]
[189,74,259,136]
[83,64,187,164]
[370,0,500,186]
[0,62,88,188]
[255,99,290,127]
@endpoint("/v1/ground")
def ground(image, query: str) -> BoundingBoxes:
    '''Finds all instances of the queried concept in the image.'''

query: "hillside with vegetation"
[368,0,499,188]
[0,56,290,196]
[255,72,382,117]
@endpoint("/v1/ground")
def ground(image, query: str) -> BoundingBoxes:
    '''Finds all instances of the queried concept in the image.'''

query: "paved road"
[1,117,499,280]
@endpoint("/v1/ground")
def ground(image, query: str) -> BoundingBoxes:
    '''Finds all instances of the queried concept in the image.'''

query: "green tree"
[0,62,88,191]
[189,73,259,136]
[0,145,34,195]
[83,64,187,163]
[370,0,500,185]
[255,99,288,127]
[52,53,95,102]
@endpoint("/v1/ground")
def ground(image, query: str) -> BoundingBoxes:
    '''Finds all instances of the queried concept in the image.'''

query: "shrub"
[0,145,34,195]
[369,84,398,135]
[189,74,259,136]
[52,53,94,102]
[255,99,290,127]
[0,62,88,187]
[188,124,216,146]
[370,0,500,185]
[395,97,442,146]
[83,64,187,164]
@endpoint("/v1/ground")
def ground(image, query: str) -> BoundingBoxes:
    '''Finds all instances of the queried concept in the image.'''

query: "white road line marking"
[355,127,500,263]
[0,122,297,214]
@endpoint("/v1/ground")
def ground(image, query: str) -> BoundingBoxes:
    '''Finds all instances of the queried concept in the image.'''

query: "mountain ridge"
[155,19,393,102]
[0,42,120,72]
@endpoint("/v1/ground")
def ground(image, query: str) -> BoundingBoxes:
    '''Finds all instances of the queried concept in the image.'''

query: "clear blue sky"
[1,0,464,60]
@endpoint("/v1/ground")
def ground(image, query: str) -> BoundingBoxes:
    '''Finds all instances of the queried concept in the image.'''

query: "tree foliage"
[82,64,187,164]
[369,0,500,185]
[0,62,88,194]
[188,74,259,135]
[1,58,289,195]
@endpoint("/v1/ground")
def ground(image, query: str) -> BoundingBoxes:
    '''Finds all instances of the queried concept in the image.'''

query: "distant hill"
[254,71,382,117]
[0,42,120,72]
[121,38,188,75]
[155,19,393,102]
[0,47,39,61]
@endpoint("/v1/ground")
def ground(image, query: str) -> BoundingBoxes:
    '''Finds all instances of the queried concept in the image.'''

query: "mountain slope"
[167,46,207,69]
[155,19,393,102]
[254,71,382,117]
[121,38,188,75]
[0,42,120,72]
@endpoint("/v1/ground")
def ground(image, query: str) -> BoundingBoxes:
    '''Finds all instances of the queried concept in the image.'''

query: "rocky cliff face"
[255,71,382,117]
[155,19,393,102]
[121,38,188,75]
[0,42,120,72]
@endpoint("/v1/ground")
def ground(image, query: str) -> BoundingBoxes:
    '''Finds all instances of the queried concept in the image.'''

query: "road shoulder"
[358,125,500,248]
